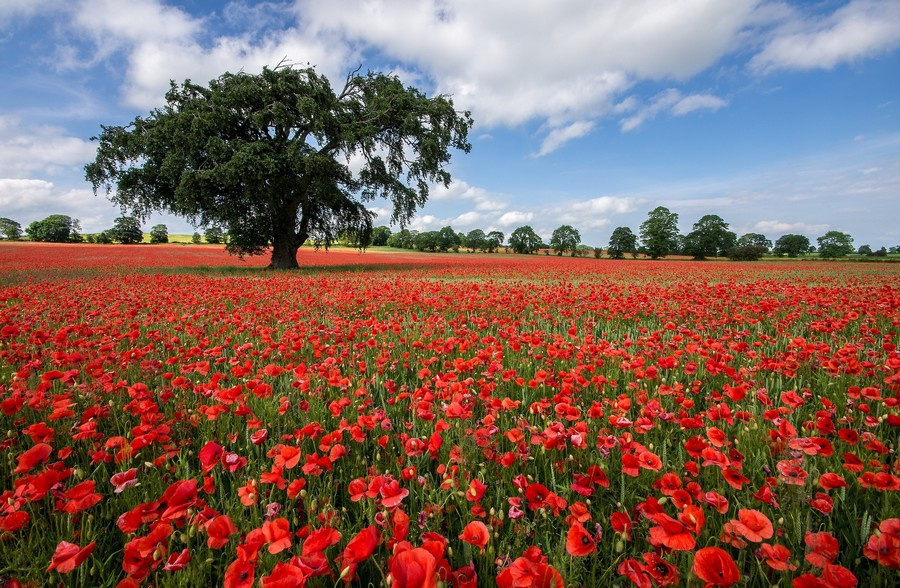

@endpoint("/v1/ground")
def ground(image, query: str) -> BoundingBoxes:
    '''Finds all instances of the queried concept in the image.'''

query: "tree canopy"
[25,215,81,243]
[108,216,144,244]
[0,218,22,240]
[639,206,679,259]
[508,226,542,254]
[817,231,854,258]
[149,224,169,244]
[607,226,638,259]
[550,225,581,256]
[772,234,811,257]
[85,64,472,269]
[683,214,736,259]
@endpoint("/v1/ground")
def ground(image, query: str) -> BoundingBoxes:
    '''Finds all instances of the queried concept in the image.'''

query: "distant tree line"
[2,211,897,260]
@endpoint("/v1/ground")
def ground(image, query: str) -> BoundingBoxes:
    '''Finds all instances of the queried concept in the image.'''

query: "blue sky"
[1,0,899,248]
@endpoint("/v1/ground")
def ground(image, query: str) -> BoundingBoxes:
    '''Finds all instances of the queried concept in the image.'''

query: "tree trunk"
[269,229,301,270]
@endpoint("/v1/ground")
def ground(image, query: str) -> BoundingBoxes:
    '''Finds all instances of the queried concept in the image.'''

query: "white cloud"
[293,0,758,147]
[0,116,97,177]
[431,179,508,211]
[534,120,595,157]
[620,89,726,132]
[0,0,60,24]
[409,214,449,232]
[751,0,900,73]
[451,211,483,227]
[752,220,829,236]
[0,179,114,231]
[497,211,534,227]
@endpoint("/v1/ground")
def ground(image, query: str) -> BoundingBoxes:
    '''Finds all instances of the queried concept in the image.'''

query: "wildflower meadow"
[0,242,897,587]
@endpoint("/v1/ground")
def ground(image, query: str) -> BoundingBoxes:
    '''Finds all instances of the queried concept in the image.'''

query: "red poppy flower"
[692,547,740,587]
[206,515,238,549]
[57,480,103,514]
[465,478,487,502]
[260,561,307,587]
[46,541,95,573]
[261,517,292,554]
[648,513,695,551]
[730,509,773,543]
[163,548,191,572]
[525,482,550,510]
[616,558,651,588]
[110,468,139,494]
[565,522,595,556]
[458,521,490,553]
[642,552,679,586]
[389,547,437,588]
[302,527,341,555]
[14,443,52,473]
[822,563,858,588]
[380,478,409,508]
[610,511,633,540]
[757,543,796,571]
[863,518,900,570]
[339,526,380,583]
[804,531,839,568]
[818,473,848,490]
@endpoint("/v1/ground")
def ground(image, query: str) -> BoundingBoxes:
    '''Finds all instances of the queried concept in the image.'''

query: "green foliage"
[203,226,224,244]
[149,224,169,244]
[817,230,854,258]
[24,214,81,242]
[371,226,392,246]
[736,232,771,252]
[727,244,767,261]
[85,64,472,269]
[95,230,114,244]
[639,207,679,259]
[436,226,461,252]
[607,226,638,259]
[549,224,581,256]
[857,244,872,256]
[485,230,504,253]
[387,228,414,249]
[108,216,144,244]
[413,230,438,252]
[683,214,736,259]
[0,217,22,240]
[464,229,486,252]
[508,225,542,254]
[191,232,202,244]
[772,234,811,257]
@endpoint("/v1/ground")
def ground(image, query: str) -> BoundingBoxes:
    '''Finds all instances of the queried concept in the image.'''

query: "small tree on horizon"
[639,207,679,259]
[508,225,542,254]
[817,231,854,258]
[607,226,638,259]
[0,218,23,240]
[550,225,581,256]
[149,224,169,244]
[108,216,144,244]
[772,234,811,257]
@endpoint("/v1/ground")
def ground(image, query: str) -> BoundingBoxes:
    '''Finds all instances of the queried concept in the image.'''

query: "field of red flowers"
[1,243,897,587]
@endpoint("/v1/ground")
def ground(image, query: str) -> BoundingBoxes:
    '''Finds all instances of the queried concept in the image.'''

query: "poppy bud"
[339,566,351,579]
[615,540,624,553]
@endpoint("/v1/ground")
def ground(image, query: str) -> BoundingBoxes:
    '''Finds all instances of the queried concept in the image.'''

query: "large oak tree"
[85,65,472,269]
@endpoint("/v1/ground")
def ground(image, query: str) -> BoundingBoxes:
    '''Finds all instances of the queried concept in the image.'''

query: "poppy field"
[0,243,898,587]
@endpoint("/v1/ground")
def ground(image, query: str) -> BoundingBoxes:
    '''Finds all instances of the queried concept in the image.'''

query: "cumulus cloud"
[431,180,508,211]
[620,89,727,132]
[534,121,595,157]
[0,116,97,177]
[0,179,114,231]
[497,211,534,227]
[752,220,829,236]
[751,0,900,73]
